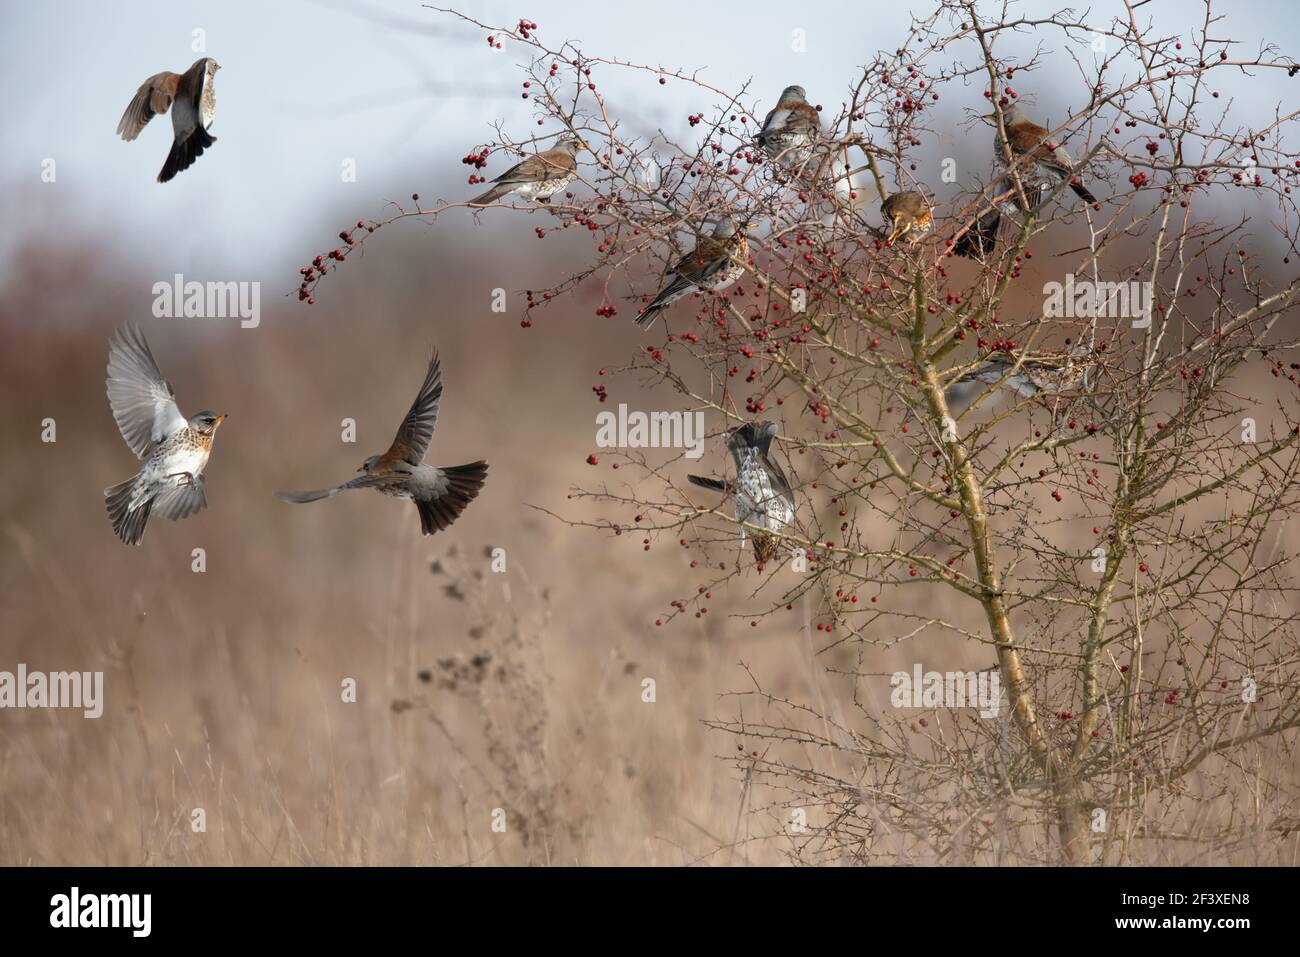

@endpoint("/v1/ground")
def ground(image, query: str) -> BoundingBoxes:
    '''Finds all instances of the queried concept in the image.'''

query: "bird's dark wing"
[384,351,443,465]
[762,454,795,504]
[274,475,382,504]
[676,235,733,282]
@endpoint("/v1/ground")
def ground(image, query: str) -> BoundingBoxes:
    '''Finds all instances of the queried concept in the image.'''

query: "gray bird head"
[358,454,382,473]
[984,104,1029,125]
[556,136,585,154]
[194,57,220,77]
[711,215,757,238]
[779,85,808,102]
[189,411,227,436]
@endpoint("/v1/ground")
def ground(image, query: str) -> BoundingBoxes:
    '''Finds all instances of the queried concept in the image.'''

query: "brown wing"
[382,351,443,466]
[1009,121,1078,175]
[675,235,731,281]
[493,148,575,185]
[117,72,181,141]
[786,100,821,136]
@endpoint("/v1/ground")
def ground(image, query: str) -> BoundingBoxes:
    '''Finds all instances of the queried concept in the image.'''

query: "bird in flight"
[104,325,227,545]
[636,217,753,329]
[275,350,487,536]
[756,84,821,169]
[688,421,795,566]
[468,137,583,206]
[117,57,220,183]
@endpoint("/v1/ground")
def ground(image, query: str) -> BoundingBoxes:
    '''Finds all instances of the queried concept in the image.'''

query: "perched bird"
[944,352,1085,408]
[104,325,227,545]
[988,104,1098,205]
[756,85,821,168]
[636,217,752,329]
[880,191,933,244]
[954,106,1097,259]
[688,421,795,566]
[275,350,487,536]
[117,57,220,183]
[468,137,583,205]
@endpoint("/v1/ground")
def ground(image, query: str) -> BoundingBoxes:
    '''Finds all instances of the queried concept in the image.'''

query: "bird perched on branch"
[991,104,1098,205]
[468,137,583,205]
[636,216,753,329]
[756,85,821,168]
[104,325,227,545]
[944,351,1086,408]
[688,421,795,566]
[275,350,487,536]
[117,57,220,183]
[880,190,933,244]
[954,105,1099,259]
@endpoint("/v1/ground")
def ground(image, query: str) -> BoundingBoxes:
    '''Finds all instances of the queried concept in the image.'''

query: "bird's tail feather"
[635,303,665,328]
[158,126,215,183]
[469,183,513,206]
[416,461,489,535]
[105,476,152,545]
[636,277,692,328]
[687,474,731,494]
[953,209,1000,259]
[1070,181,1098,205]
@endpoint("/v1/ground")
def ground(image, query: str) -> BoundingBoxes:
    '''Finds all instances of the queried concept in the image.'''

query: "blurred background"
[2,0,1298,865]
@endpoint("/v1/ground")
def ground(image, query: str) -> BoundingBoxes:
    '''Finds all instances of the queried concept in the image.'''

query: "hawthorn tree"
[297,1,1300,864]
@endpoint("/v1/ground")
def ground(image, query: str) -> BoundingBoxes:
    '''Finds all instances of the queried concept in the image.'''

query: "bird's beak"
[214,414,228,426]
[746,222,758,230]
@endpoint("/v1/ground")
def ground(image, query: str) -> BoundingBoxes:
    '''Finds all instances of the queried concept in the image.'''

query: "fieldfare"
[756,85,821,168]
[880,191,933,244]
[104,325,227,545]
[275,350,487,536]
[990,105,1098,205]
[636,216,753,329]
[688,421,796,565]
[468,137,583,205]
[117,57,220,183]
[955,105,1098,259]
[944,351,1085,408]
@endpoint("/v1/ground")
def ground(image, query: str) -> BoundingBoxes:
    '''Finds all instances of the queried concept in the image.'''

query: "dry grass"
[2,211,1296,866]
